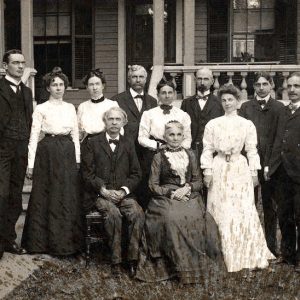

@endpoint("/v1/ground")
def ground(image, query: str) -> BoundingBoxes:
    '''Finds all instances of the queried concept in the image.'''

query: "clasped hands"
[171,185,191,202]
[100,186,126,204]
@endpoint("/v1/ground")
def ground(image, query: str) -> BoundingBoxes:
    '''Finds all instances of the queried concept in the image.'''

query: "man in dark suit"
[266,72,300,272]
[239,72,284,256]
[181,67,223,159]
[112,65,157,209]
[81,106,144,277]
[0,49,33,260]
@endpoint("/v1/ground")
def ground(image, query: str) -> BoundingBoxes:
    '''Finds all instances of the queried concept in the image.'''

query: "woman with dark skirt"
[136,121,225,284]
[22,67,84,256]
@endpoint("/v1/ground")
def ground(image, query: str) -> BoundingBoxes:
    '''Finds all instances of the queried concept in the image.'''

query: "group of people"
[0,49,299,285]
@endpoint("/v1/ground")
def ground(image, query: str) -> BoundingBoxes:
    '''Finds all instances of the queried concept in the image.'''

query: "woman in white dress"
[77,69,120,142]
[200,84,275,272]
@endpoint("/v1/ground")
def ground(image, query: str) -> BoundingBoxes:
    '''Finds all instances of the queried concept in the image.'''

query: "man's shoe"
[128,261,137,278]
[295,261,300,273]
[0,251,4,260]
[111,264,122,277]
[270,255,294,266]
[5,242,27,255]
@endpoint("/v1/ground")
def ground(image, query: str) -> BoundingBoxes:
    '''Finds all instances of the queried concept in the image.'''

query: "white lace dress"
[201,113,275,272]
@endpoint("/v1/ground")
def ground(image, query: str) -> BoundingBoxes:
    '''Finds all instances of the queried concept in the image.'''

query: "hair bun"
[51,66,63,75]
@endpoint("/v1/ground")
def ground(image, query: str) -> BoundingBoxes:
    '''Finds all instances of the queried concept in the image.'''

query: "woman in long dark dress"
[136,121,224,284]
[22,67,84,255]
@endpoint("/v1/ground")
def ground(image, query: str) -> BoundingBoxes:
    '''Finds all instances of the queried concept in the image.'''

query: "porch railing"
[149,64,300,106]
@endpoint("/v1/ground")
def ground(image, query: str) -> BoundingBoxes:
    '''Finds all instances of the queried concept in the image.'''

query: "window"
[232,0,276,62]
[33,0,93,96]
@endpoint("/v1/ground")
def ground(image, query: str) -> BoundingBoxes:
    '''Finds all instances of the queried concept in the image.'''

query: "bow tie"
[160,104,172,115]
[91,96,105,103]
[134,94,143,99]
[257,99,266,106]
[289,103,298,112]
[109,139,119,145]
[196,95,208,101]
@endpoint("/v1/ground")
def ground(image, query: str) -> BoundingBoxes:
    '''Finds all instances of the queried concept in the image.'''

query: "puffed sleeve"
[138,110,157,150]
[200,121,215,175]
[28,105,43,169]
[181,111,192,149]
[148,153,172,197]
[70,105,81,163]
[245,120,261,174]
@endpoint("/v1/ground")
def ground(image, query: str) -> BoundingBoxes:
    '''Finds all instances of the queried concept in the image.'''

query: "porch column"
[118,0,126,93]
[0,0,5,61]
[176,0,183,63]
[153,0,164,66]
[183,0,195,97]
[21,0,34,68]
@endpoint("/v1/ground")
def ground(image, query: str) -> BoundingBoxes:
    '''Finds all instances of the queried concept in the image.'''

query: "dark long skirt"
[22,135,84,255]
[136,192,225,284]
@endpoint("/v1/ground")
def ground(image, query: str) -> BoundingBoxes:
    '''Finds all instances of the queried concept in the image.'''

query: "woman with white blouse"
[22,67,84,256]
[77,69,120,142]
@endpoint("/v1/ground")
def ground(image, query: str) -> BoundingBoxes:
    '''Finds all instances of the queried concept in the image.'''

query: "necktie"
[196,95,208,101]
[134,95,143,111]
[91,96,105,103]
[257,99,266,106]
[109,139,119,145]
[5,78,21,95]
[160,104,172,115]
[289,103,298,112]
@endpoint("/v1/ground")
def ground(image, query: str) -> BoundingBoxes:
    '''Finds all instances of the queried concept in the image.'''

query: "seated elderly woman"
[136,120,224,284]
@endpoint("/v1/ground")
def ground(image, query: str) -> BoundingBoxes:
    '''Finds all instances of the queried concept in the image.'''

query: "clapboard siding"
[195,0,207,63]
[95,0,119,98]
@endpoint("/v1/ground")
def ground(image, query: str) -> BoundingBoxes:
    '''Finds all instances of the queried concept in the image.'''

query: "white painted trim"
[176,0,183,63]
[153,0,164,66]
[118,0,126,93]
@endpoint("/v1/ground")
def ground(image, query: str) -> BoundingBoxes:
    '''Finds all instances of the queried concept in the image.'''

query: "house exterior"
[1,0,300,106]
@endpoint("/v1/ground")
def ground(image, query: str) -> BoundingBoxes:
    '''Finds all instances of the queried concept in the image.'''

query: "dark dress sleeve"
[148,152,172,197]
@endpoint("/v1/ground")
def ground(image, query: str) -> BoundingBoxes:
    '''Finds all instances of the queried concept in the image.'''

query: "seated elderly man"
[81,106,144,277]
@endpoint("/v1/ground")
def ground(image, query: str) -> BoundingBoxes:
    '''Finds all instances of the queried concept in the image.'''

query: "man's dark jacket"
[181,93,223,150]
[81,132,142,211]
[112,90,157,143]
[268,105,300,184]
[0,77,33,138]
[239,97,284,167]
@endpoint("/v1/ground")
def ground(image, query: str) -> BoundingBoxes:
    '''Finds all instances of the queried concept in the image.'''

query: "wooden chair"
[85,210,107,267]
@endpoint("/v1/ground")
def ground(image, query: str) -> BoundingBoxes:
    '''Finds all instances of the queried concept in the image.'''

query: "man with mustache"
[181,67,223,160]
[239,72,284,257]
[112,65,157,210]
[266,72,300,272]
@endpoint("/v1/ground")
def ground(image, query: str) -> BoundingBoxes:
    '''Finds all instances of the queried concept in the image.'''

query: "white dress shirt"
[105,133,130,195]
[197,90,211,110]
[138,106,192,150]
[5,74,22,93]
[28,99,80,168]
[130,88,144,112]
[77,97,120,139]
[289,100,300,114]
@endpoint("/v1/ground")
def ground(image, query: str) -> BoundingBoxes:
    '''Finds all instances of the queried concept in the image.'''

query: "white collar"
[197,90,210,98]
[256,94,271,102]
[5,74,22,86]
[289,101,300,109]
[130,88,144,98]
[106,132,120,142]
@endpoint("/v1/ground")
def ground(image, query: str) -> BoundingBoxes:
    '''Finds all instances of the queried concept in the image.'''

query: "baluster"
[270,71,276,99]
[282,71,289,101]
[227,72,234,85]
[240,71,248,101]
[213,72,220,96]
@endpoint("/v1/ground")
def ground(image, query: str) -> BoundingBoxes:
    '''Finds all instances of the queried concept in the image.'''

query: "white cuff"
[203,169,212,176]
[121,186,130,195]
